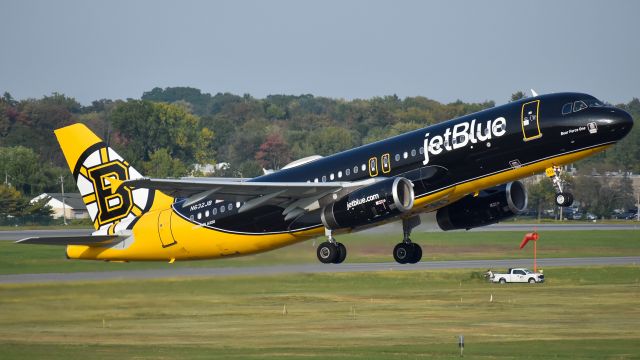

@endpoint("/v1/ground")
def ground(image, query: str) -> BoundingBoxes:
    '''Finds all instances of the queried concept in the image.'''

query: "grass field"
[0,266,639,359]
[1,230,638,275]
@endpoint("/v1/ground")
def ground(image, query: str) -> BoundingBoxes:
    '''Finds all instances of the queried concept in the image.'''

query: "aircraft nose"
[607,108,633,139]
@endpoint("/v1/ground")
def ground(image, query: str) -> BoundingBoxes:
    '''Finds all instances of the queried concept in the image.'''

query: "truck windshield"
[524,269,532,274]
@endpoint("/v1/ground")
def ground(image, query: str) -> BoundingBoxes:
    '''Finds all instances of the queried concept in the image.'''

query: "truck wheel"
[499,278,506,284]
[528,278,536,284]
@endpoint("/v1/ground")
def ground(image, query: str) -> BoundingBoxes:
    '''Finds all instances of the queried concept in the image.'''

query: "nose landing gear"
[547,166,574,207]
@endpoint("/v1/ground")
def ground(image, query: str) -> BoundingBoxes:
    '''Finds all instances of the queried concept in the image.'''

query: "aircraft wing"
[121,165,447,221]
[122,177,355,198]
[122,177,381,220]
[16,235,123,246]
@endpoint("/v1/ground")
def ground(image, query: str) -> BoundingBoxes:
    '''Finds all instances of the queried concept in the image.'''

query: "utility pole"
[636,193,639,222]
[60,175,68,226]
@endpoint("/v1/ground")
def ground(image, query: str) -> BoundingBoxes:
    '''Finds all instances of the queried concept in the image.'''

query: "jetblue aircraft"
[19,92,633,264]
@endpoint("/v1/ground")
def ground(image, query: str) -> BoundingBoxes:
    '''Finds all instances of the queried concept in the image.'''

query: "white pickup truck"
[489,268,544,284]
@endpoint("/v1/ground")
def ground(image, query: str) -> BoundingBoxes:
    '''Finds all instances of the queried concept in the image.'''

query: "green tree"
[615,175,635,210]
[526,178,555,221]
[307,126,355,155]
[109,100,214,165]
[510,91,526,102]
[0,146,41,194]
[0,184,23,218]
[141,148,189,178]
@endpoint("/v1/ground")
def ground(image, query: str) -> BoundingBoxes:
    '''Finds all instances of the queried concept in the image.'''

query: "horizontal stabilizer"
[16,235,122,246]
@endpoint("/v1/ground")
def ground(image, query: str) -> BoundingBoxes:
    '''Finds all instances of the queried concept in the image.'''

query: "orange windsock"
[520,232,539,249]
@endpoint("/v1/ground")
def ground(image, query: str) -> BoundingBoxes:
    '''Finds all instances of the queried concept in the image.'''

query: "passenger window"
[562,103,573,115]
[419,147,424,154]
[338,171,342,178]
[213,208,217,215]
[573,100,587,112]
[205,210,210,217]
[353,166,358,174]
[228,203,233,210]
[403,151,408,159]
[361,164,366,171]
[411,149,416,157]
[345,168,350,176]
[322,175,327,182]
[330,173,335,180]
[395,154,400,162]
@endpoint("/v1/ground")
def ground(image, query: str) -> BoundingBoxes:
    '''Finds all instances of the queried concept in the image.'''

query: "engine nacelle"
[321,177,414,230]
[436,181,528,231]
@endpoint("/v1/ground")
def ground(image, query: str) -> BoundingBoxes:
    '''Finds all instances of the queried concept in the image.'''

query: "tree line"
[0,87,638,223]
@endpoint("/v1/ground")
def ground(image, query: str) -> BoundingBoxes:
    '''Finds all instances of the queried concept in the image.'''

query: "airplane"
[18,92,633,264]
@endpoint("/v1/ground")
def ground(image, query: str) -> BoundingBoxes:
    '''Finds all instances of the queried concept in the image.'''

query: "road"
[0,256,637,284]
[1,222,639,241]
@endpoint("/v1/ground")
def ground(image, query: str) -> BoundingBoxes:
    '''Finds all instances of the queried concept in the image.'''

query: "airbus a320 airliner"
[19,92,633,264]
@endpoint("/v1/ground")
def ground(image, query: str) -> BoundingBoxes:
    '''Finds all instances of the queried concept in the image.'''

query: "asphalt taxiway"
[0,256,637,284]
[1,222,638,241]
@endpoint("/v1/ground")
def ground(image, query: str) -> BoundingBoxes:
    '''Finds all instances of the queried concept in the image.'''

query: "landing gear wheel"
[555,192,574,207]
[317,242,338,264]
[565,193,574,206]
[408,243,422,264]
[334,242,347,264]
[393,243,414,264]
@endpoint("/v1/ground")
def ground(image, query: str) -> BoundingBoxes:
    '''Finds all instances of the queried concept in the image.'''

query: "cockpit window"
[586,99,604,107]
[573,100,587,112]
[563,99,605,115]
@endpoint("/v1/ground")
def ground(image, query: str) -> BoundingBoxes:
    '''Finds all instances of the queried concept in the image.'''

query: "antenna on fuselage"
[530,89,539,97]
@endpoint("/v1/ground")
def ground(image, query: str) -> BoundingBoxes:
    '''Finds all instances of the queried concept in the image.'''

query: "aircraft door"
[521,100,542,141]
[158,209,177,248]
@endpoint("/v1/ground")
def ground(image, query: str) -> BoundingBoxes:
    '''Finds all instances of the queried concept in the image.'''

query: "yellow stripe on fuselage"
[66,144,610,262]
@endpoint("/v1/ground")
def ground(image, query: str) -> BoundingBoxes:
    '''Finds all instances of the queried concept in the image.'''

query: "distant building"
[30,193,89,220]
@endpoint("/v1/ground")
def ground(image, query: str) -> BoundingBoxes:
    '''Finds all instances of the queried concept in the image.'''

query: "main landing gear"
[546,166,573,207]
[316,228,347,264]
[316,216,424,265]
[392,216,423,264]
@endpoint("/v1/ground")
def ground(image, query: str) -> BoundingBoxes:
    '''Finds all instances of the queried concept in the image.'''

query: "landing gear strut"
[393,216,422,264]
[317,228,347,264]
[546,166,573,207]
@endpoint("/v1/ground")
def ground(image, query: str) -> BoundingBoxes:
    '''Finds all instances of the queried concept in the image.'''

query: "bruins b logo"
[86,160,133,226]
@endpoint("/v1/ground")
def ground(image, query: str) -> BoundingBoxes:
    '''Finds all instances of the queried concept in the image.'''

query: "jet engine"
[321,177,414,230]
[436,181,528,231]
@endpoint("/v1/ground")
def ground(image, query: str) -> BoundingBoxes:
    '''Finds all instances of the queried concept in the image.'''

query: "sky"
[1,0,639,105]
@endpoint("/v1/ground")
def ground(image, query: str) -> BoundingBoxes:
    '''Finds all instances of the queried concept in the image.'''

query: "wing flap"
[16,235,122,246]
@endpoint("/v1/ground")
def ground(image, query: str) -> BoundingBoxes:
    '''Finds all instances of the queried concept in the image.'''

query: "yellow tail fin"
[55,123,156,233]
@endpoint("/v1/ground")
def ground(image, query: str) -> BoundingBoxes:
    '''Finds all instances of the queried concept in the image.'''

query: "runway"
[1,222,638,240]
[0,256,637,284]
